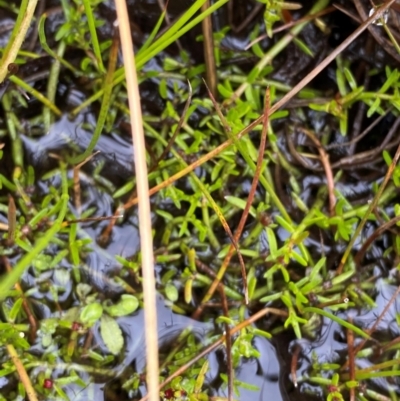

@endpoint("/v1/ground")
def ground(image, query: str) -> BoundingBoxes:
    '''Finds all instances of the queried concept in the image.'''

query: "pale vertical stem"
[114,2,159,401]
[0,0,39,83]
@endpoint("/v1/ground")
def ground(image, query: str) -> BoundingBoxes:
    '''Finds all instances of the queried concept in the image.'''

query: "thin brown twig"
[193,89,270,318]
[300,128,336,216]
[291,344,301,388]
[201,0,217,98]
[326,108,391,150]
[151,82,193,169]
[354,0,400,63]
[332,3,361,23]
[230,2,263,34]
[288,114,399,182]
[192,82,249,308]
[7,195,16,245]
[73,151,101,214]
[354,214,400,268]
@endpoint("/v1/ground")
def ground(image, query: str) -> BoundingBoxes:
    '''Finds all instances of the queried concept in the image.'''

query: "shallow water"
[1,1,400,400]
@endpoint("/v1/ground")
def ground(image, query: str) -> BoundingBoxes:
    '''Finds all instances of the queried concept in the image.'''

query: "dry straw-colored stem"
[7,344,39,401]
[0,0,39,83]
[114,2,159,401]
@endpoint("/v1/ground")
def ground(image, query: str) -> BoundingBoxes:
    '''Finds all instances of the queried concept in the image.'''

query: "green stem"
[82,0,105,72]
[2,94,23,168]
[9,75,62,116]
[303,307,371,340]
[44,40,66,132]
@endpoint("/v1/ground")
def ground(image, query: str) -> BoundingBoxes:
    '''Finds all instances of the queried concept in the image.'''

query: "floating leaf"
[100,314,123,355]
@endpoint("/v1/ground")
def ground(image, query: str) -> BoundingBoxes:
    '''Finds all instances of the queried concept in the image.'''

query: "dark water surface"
[1,0,400,400]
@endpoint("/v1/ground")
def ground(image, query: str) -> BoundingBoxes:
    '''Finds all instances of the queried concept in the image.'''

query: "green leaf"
[105,295,139,317]
[9,298,23,323]
[80,303,103,326]
[165,283,179,302]
[291,250,308,266]
[224,196,257,217]
[100,314,124,355]
[184,278,193,304]
[266,227,277,258]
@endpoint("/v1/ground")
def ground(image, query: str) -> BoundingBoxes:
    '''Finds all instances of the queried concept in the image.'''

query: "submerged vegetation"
[1,0,400,400]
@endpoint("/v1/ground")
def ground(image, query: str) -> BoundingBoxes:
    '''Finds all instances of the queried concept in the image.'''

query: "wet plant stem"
[0,0,38,83]
[303,307,371,340]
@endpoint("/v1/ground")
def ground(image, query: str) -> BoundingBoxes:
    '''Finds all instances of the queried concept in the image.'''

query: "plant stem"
[7,344,39,401]
[114,2,159,401]
[0,0,39,83]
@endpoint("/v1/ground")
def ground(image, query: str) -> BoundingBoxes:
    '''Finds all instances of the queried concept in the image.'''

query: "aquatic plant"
[1,0,400,401]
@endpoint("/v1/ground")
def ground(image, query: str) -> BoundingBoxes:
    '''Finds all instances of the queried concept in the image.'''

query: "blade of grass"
[82,0,105,72]
[44,40,66,132]
[137,0,170,57]
[69,31,119,164]
[114,3,159,401]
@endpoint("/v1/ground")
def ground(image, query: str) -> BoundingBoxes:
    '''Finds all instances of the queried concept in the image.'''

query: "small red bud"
[43,379,53,389]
